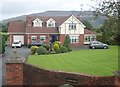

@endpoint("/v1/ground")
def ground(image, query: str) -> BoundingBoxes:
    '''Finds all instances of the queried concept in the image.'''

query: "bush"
[60,46,68,53]
[63,35,72,52]
[55,49,61,54]
[42,44,50,51]
[30,46,39,54]
[53,41,61,47]
[53,43,60,51]
[36,46,48,55]
[0,34,5,54]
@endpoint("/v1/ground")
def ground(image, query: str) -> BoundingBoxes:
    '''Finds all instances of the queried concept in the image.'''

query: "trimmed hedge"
[42,44,50,51]
[60,46,68,53]
[30,46,39,54]
[36,46,48,55]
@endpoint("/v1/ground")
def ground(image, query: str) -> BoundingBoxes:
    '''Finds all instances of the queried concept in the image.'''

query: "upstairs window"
[33,18,43,27]
[47,18,56,27]
[69,23,76,30]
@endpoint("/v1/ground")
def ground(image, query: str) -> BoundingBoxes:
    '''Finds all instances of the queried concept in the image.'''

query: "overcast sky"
[0,0,102,20]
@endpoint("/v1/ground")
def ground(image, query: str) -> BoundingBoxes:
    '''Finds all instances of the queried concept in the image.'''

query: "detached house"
[8,15,96,47]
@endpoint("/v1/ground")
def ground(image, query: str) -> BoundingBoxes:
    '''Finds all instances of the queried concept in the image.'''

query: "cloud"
[0,0,97,20]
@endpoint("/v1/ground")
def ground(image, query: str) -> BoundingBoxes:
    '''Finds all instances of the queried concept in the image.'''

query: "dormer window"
[33,18,43,27]
[47,18,56,27]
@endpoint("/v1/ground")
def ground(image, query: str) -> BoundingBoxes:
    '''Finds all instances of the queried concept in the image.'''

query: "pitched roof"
[25,26,59,33]
[25,15,75,33]
[8,21,26,33]
[84,29,96,34]
[26,15,71,27]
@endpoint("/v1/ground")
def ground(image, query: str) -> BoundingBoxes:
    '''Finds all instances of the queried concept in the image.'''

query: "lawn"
[27,46,118,76]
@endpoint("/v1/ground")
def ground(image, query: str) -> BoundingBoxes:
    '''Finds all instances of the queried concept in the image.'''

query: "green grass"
[27,46,118,76]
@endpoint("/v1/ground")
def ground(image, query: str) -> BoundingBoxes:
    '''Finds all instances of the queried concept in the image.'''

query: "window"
[47,18,56,27]
[84,36,91,42]
[33,18,43,27]
[69,23,76,30]
[40,36,46,41]
[91,36,96,41]
[31,36,37,42]
[48,21,55,27]
[70,35,79,43]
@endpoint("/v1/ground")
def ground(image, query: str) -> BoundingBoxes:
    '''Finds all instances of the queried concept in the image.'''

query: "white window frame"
[33,18,43,27]
[31,36,37,43]
[84,36,91,42]
[69,23,76,30]
[40,36,46,41]
[70,35,79,43]
[47,18,56,27]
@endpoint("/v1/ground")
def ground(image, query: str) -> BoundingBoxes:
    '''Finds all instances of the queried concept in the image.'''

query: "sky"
[0,0,102,20]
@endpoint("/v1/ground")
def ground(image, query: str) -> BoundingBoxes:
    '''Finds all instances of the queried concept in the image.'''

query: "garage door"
[13,35,24,45]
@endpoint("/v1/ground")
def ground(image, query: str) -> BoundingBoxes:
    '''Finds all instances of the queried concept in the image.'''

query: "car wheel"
[92,46,95,49]
[104,46,107,49]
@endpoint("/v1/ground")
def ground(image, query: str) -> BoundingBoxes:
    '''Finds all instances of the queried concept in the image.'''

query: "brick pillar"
[6,48,25,86]
[115,71,120,87]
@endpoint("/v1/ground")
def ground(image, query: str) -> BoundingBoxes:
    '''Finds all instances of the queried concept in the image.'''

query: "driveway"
[1,46,30,86]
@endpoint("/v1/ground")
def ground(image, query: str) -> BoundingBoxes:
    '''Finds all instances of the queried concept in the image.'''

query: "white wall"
[59,15,85,34]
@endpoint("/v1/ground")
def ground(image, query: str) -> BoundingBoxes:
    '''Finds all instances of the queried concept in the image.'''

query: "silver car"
[89,41,109,49]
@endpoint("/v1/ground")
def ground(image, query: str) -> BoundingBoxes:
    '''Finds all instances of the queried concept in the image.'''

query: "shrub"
[55,49,61,54]
[42,44,50,51]
[36,46,48,55]
[0,34,5,54]
[60,46,68,53]
[53,44,60,51]
[53,41,61,47]
[30,46,39,54]
[63,35,72,52]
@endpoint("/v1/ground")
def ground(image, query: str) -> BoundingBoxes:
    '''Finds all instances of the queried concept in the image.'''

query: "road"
[0,46,30,86]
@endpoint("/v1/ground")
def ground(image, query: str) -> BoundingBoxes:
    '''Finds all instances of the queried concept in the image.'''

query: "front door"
[50,35,58,43]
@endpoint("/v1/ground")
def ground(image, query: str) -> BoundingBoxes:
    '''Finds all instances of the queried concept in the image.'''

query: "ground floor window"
[40,35,46,41]
[31,36,37,42]
[84,36,91,42]
[84,35,96,42]
[70,35,79,43]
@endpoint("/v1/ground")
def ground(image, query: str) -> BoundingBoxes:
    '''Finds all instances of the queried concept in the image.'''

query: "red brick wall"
[6,63,116,86]
[115,76,120,87]
[23,64,115,86]
[59,34,84,47]
[71,34,84,47]
[59,34,65,45]
[28,34,50,44]
[6,63,24,85]
[9,34,27,45]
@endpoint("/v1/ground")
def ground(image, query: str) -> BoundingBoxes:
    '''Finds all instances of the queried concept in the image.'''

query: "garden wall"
[6,61,119,87]
[23,63,116,87]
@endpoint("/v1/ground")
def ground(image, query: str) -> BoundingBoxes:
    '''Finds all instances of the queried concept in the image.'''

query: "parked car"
[89,41,109,49]
[12,41,22,48]
[28,41,44,48]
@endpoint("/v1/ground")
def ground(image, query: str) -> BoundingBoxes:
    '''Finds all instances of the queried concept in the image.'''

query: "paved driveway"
[0,46,30,86]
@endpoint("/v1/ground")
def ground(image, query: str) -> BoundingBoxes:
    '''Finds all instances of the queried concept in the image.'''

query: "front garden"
[27,46,118,76]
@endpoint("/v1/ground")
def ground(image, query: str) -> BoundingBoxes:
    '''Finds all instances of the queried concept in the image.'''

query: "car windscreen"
[13,42,19,44]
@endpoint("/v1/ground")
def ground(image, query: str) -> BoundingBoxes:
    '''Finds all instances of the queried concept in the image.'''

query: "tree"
[63,35,72,51]
[93,0,119,18]
[101,17,118,44]
[90,0,119,45]
[82,20,93,30]
[0,23,8,33]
